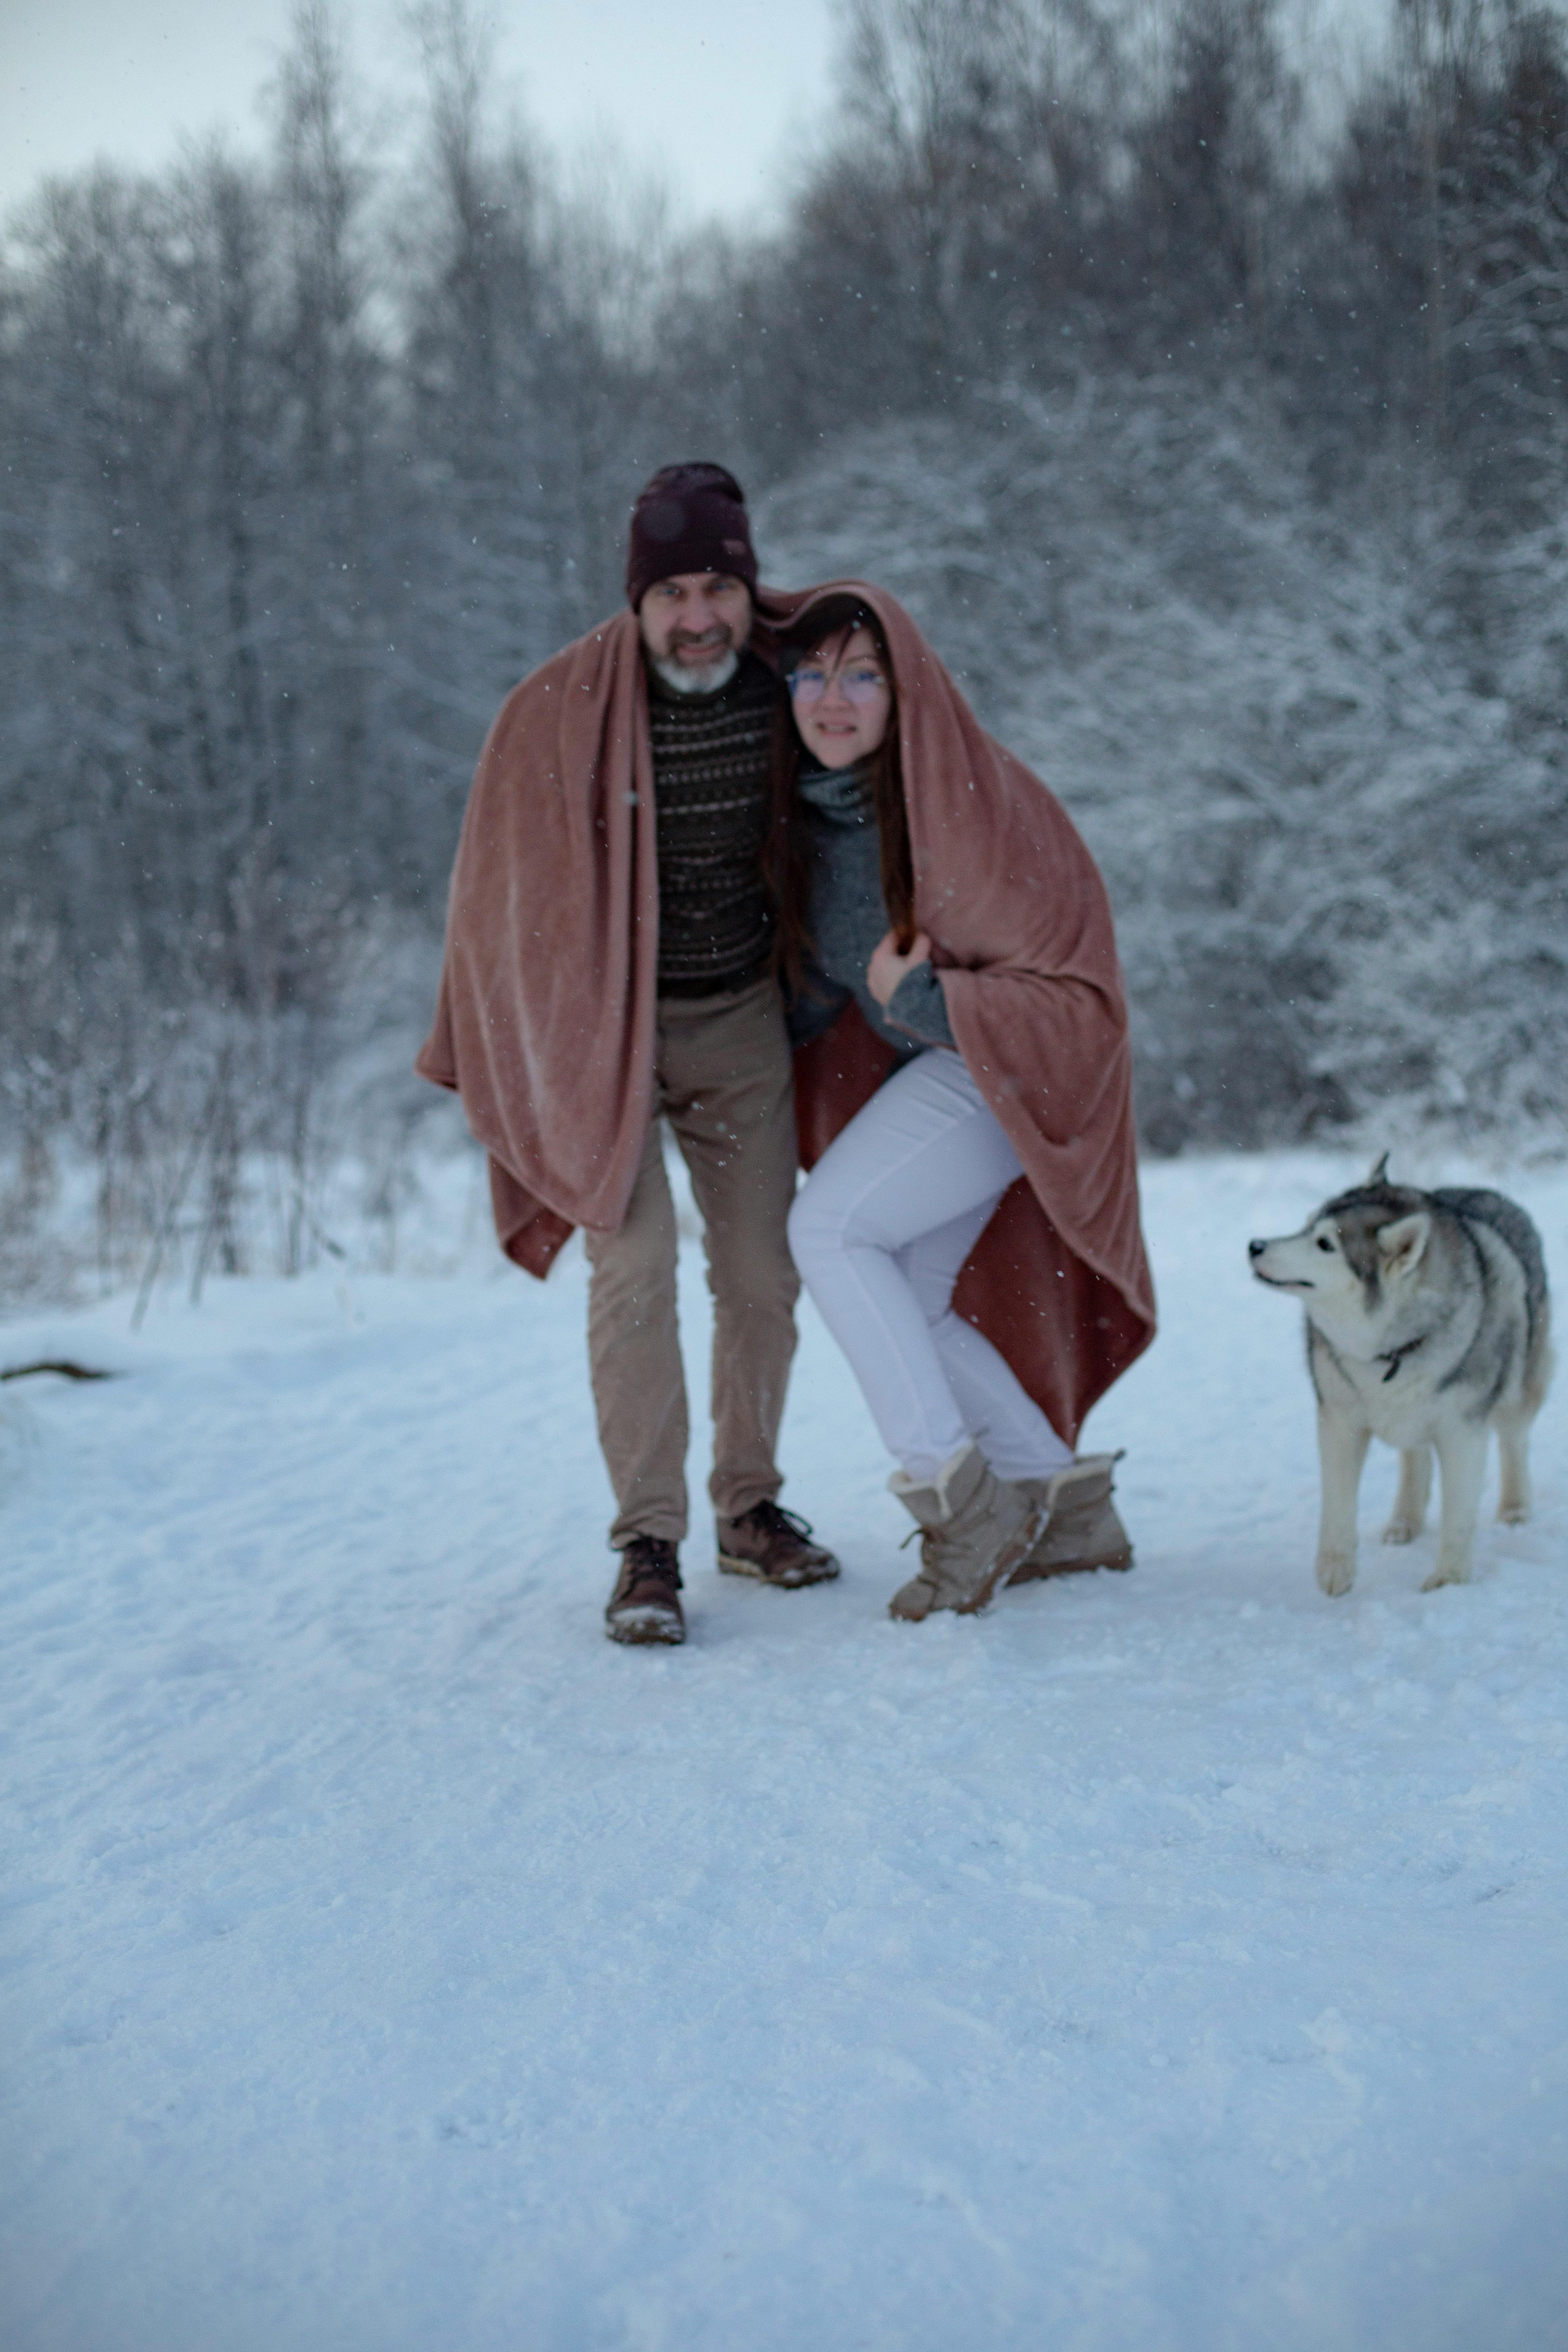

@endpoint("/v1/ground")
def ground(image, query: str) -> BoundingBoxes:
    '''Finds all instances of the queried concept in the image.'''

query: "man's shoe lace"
[623,1536,682,1588]
[735,1501,815,1544]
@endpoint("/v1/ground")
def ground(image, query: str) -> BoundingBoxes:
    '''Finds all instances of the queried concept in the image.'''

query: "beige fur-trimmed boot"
[1007,1452,1132,1584]
[887,1441,1040,1621]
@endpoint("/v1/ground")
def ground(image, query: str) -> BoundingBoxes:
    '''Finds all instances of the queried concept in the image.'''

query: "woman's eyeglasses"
[788,662,888,708]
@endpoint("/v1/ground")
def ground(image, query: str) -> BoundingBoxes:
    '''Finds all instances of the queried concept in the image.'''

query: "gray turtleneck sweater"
[788,758,956,1058]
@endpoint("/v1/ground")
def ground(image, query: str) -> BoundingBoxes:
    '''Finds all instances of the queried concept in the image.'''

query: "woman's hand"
[867,929,932,1008]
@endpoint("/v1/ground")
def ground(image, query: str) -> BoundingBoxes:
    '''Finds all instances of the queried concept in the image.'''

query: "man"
[417,463,838,1646]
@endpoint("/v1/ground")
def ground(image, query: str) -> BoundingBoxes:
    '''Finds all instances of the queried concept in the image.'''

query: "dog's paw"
[1316,1553,1355,1597]
[1381,1517,1418,1546]
[1420,1561,1470,1591]
[1497,1503,1529,1526]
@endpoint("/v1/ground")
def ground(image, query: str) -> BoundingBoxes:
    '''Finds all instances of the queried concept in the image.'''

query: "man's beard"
[650,639,739,696]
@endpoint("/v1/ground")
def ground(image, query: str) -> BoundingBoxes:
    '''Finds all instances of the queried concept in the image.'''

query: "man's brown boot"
[886,1442,1039,1621]
[604,1537,686,1645]
[717,1500,840,1587]
[1007,1453,1132,1584]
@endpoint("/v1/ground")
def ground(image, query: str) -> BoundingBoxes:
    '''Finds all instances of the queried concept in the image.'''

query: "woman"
[765,588,1155,1621]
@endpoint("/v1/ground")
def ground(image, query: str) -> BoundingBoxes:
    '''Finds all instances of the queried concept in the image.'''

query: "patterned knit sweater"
[647,651,779,997]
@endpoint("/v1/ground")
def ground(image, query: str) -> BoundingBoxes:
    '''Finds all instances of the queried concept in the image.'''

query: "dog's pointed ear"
[1377,1212,1430,1281]
[1367,1151,1390,1186]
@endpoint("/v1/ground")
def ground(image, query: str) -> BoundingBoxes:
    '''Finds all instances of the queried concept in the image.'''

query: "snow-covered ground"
[3,1148,1565,2352]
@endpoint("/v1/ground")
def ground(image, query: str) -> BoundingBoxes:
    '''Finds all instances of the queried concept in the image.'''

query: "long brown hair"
[764,597,915,992]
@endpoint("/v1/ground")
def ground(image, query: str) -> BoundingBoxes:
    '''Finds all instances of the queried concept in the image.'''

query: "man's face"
[637,572,753,687]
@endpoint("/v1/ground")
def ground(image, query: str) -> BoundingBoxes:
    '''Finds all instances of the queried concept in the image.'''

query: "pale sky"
[0,0,837,229]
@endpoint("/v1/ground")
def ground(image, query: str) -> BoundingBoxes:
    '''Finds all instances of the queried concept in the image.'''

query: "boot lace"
[623,1536,682,1588]
[739,1501,815,1541]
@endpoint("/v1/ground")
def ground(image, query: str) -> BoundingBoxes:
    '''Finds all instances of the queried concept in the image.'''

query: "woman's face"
[788,626,892,771]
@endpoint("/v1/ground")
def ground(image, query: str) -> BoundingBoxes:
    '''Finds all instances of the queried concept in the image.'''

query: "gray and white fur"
[1248,1156,1552,1595]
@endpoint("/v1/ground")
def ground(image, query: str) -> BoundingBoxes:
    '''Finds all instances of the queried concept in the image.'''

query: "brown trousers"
[585,978,800,1549]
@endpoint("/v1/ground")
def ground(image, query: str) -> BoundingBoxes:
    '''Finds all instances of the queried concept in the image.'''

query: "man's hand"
[867,928,933,1008]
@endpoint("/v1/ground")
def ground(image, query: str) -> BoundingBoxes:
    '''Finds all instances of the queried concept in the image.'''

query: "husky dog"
[1249,1157,1552,1595]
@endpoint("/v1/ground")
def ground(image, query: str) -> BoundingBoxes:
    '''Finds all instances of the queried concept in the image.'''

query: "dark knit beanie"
[625,462,758,609]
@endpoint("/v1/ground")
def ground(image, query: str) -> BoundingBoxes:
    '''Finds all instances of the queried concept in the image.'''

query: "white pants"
[787,1050,1074,1483]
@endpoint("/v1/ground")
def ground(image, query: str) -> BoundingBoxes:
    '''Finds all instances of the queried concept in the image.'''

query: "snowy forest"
[3,0,1567,1293]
